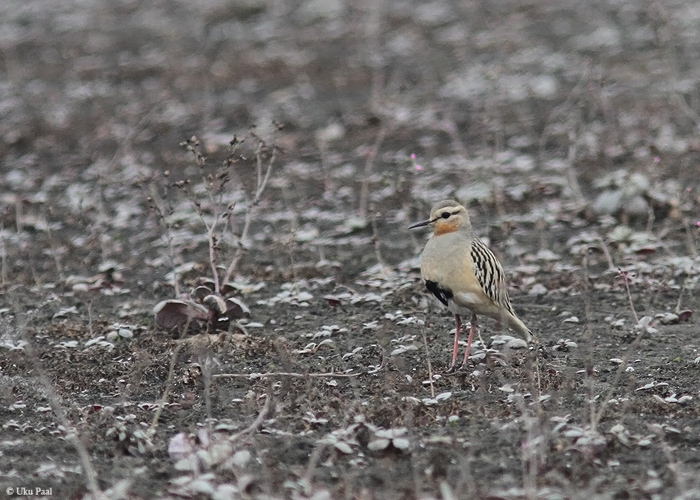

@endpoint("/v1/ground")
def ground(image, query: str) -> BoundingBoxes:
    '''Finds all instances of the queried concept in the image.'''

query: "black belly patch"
[425,280,452,307]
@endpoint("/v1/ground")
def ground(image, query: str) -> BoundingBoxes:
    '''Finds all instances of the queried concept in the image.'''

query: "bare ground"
[2,1,700,499]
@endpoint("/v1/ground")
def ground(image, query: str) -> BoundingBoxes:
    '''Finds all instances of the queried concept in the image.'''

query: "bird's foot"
[444,364,458,375]
[444,363,468,375]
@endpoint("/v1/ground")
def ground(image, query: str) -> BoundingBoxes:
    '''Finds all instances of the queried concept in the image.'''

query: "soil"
[2,1,700,499]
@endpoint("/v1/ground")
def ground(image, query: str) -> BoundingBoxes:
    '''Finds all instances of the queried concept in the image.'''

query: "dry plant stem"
[591,329,646,430]
[419,326,435,399]
[13,303,103,498]
[509,390,540,499]
[523,416,540,498]
[281,185,301,283]
[205,216,221,294]
[107,104,159,171]
[1,222,7,285]
[303,443,328,490]
[537,61,590,162]
[316,140,330,195]
[213,371,360,380]
[370,209,385,269]
[222,142,277,283]
[95,185,112,262]
[432,113,469,160]
[187,144,224,295]
[645,204,655,234]
[87,300,93,337]
[654,432,689,492]
[594,234,617,271]
[492,187,507,222]
[646,266,671,312]
[566,129,585,205]
[439,481,458,500]
[358,125,387,221]
[286,233,300,284]
[651,3,700,127]
[682,216,699,258]
[44,209,65,282]
[525,399,546,499]
[535,349,542,400]
[668,226,696,309]
[364,0,384,111]
[585,263,646,430]
[149,342,184,433]
[201,355,214,432]
[581,253,598,430]
[405,411,422,498]
[675,273,692,313]
[148,184,181,296]
[456,432,477,497]
[14,198,22,233]
[619,269,640,324]
[487,92,506,154]
[229,393,272,444]
[527,340,543,403]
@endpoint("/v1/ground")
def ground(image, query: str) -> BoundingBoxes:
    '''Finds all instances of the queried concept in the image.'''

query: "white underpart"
[454,291,480,306]
[447,292,480,315]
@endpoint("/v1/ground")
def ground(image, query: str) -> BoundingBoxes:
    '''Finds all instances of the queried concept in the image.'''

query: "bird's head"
[409,200,470,236]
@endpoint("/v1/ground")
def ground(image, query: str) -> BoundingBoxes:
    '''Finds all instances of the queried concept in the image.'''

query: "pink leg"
[460,313,478,368]
[448,314,462,371]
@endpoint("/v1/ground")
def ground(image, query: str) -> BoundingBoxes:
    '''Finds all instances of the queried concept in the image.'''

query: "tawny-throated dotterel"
[410,200,534,371]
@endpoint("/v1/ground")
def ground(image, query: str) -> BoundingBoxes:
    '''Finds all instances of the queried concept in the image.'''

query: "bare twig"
[419,326,435,399]
[566,128,585,205]
[618,268,640,324]
[590,329,645,431]
[303,443,328,490]
[205,216,221,295]
[433,113,470,160]
[87,300,94,337]
[685,218,699,258]
[12,295,103,499]
[650,2,700,127]
[315,138,334,196]
[1,220,8,285]
[201,355,216,432]
[181,136,225,295]
[364,0,385,113]
[593,234,616,271]
[106,104,160,172]
[223,138,277,283]
[213,371,360,380]
[537,61,590,163]
[515,396,542,499]
[439,481,458,500]
[358,125,387,221]
[581,252,597,430]
[44,207,65,282]
[149,343,184,433]
[675,273,693,314]
[583,258,646,431]
[146,181,182,296]
[229,394,273,443]
[370,207,385,269]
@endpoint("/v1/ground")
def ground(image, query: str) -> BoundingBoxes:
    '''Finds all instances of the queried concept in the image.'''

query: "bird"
[409,199,533,372]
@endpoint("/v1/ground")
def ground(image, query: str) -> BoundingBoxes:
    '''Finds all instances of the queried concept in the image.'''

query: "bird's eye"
[441,212,450,219]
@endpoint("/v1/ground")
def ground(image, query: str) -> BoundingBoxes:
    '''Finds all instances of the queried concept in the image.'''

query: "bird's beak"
[409,219,432,229]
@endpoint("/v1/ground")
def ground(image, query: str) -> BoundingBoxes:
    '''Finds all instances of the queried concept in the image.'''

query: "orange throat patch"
[433,221,460,236]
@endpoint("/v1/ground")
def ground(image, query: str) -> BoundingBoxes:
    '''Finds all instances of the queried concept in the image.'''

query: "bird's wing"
[424,280,452,307]
[469,238,516,315]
